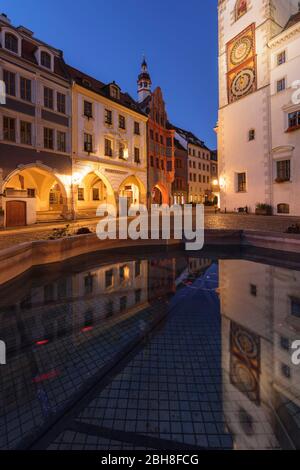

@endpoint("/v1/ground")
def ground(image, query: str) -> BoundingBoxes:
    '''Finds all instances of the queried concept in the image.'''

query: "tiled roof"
[284,11,300,30]
[66,64,146,116]
[169,123,210,151]
[174,138,186,152]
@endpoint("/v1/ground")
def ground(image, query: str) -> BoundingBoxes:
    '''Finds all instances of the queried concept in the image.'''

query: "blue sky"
[3,0,218,148]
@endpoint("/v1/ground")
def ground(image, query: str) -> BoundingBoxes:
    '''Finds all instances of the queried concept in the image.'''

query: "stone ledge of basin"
[0,234,182,285]
[242,229,300,253]
[204,229,243,244]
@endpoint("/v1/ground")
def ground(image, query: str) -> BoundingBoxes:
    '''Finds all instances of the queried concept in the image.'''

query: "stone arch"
[3,163,69,224]
[119,175,147,207]
[151,181,169,205]
[76,171,116,214]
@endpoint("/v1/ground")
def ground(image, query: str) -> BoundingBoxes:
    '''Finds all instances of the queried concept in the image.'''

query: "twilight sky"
[3,0,218,148]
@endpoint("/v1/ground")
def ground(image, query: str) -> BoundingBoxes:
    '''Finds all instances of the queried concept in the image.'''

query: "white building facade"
[68,67,148,217]
[217,0,300,215]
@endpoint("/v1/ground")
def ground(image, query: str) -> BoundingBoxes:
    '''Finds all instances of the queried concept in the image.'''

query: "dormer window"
[235,0,247,21]
[41,51,51,69]
[109,84,120,100]
[5,32,18,53]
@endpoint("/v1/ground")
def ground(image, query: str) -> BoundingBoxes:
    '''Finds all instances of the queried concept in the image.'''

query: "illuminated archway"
[76,171,116,214]
[3,164,69,224]
[151,182,169,205]
[119,175,147,207]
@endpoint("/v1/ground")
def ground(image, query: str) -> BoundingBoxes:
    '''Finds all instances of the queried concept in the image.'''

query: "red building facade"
[138,60,175,205]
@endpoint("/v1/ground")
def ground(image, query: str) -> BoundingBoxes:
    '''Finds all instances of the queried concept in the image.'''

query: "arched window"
[5,32,18,53]
[277,203,290,214]
[236,0,247,20]
[41,51,51,69]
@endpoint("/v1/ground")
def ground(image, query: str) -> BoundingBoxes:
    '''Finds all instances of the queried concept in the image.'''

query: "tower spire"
[137,56,152,103]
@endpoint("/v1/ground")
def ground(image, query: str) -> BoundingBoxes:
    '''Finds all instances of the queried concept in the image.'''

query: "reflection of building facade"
[68,66,148,217]
[171,124,212,204]
[0,259,148,413]
[172,138,188,205]
[217,0,300,215]
[137,59,175,205]
[0,13,72,227]
[219,258,300,449]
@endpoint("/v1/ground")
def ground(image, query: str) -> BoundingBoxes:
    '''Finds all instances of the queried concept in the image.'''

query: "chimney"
[0,13,11,24]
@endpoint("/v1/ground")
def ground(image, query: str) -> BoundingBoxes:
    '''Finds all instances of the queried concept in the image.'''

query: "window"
[5,33,18,53]
[276,160,290,182]
[20,77,31,102]
[120,296,127,312]
[84,133,93,153]
[248,129,255,141]
[41,51,51,69]
[134,122,140,135]
[135,260,141,277]
[57,131,66,152]
[57,93,66,114]
[105,138,113,157]
[280,336,289,351]
[106,301,114,317]
[84,100,93,118]
[105,269,114,288]
[160,135,164,145]
[166,137,172,147]
[291,298,300,318]
[27,188,36,198]
[104,109,113,125]
[235,0,247,20]
[44,127,54,149]
[20,121,32,145]
[78,188,85,201]
[237,172,246,192]
[277,51,286,66]
[135,289,142,304]
[119,142,125,159]
[3,116,16,141]
[277,78,286,93]
[119,115,126,130]
[84,274,94,295]
[44,87,54,109]
[110,85,119,99]
[3,70,16,96]
[250,284,257,297]
[288,110,300,129]
[150,129,154,140]
[281,364,291,379]
[134,147,140,163]
[92,188,99,201]
[199,175,202,183]
[150,155,154,167]
[277,203,290,214]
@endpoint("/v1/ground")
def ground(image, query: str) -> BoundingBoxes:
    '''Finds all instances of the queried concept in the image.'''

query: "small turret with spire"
[137,56,152,103]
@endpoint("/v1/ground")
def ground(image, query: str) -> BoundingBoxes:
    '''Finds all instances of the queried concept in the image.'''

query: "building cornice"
[268,22,300,48]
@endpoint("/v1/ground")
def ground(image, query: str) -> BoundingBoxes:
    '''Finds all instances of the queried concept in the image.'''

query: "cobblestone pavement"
[0,213,299,252]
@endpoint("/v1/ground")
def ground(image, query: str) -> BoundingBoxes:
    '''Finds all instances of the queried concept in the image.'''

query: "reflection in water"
[0,253,299,450]
[219,259,300,449]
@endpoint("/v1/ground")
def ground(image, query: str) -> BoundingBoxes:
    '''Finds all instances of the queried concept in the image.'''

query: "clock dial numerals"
[231,68,255,97]
[230,36,252,66]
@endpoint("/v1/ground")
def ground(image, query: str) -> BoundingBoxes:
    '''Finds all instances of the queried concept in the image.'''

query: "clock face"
[230,36,252,66]
[231,68,255,98]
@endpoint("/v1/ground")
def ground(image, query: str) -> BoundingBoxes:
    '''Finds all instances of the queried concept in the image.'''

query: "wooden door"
[6,201,26,227]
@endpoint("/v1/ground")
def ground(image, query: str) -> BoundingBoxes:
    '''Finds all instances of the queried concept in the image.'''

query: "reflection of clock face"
[230,37,252,66]
[231,69,255,97]
[234,328,258,359]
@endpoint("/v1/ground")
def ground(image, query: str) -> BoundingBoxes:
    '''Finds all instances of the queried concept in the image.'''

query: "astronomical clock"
[227,24,257,103]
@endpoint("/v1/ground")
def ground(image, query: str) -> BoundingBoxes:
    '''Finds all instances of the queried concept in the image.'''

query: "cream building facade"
[68,66,148,218]
[217,0,300,215]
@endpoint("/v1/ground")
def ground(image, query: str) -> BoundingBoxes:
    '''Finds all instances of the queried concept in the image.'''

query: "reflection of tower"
[137,57,152,103]
[219,259,277,449]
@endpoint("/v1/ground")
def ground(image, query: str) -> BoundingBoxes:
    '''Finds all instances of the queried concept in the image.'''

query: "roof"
[174,138,186,152]
[169,123,210,151]
[0,18,70,80]
[284,11,300,30]
[66,65,146,116]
